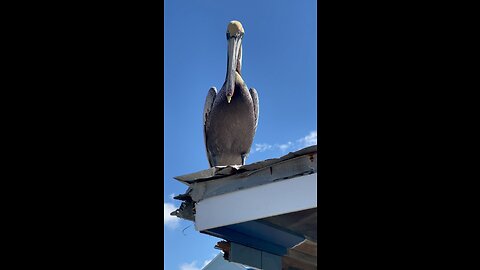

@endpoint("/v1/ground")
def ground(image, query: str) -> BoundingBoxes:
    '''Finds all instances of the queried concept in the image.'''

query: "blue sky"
[164,0,317,269]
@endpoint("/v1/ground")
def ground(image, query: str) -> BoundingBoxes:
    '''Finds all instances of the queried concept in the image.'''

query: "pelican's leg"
[241,154,247,165]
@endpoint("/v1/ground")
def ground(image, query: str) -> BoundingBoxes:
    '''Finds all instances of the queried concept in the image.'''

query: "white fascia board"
[195,173,317,231]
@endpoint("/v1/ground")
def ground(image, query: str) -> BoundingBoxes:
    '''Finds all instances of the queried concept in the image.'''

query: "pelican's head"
[225,20,244,103]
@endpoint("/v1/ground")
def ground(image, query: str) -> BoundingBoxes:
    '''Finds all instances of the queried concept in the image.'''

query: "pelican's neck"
[237,45,242,75]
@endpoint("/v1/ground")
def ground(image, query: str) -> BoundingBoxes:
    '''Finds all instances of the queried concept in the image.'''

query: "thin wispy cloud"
[278,141,293,151]
[164,202,180,229]
[251,130,317,154]
[254,143,273,152]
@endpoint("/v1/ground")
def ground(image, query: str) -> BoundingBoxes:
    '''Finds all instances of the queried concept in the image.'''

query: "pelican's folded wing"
[203,87,217,167]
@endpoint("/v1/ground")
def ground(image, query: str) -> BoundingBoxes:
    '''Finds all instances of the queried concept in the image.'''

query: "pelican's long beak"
[226,36,241,103]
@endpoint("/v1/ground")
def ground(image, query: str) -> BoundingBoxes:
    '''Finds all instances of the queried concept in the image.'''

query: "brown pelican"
[203,20,259,167]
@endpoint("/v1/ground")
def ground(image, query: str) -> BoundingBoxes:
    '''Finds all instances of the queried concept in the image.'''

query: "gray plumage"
[203,76,259,167]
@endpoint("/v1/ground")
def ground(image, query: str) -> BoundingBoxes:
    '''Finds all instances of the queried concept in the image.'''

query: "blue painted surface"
[205,227,287,256]
[228,220,305,248]
[230,242,263,269]
[203,220,305,257]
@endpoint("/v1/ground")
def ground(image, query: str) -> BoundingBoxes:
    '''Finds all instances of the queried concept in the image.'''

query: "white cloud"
[169,193,175,200]
[164,202,180,229]
[297,130,317,147]
[179,261,201,270]
[251,130,317,154]
[278,141,293,152]
[254,143,273,152]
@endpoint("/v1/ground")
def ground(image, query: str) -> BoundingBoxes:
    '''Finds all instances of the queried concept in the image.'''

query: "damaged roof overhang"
[171,145,318,268]
[173,145,317,200]
[174,145,317,184]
